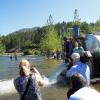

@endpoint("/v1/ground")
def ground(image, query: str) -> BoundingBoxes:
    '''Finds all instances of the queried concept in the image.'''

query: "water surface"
[0,56,99,100]
[0,56,67,100]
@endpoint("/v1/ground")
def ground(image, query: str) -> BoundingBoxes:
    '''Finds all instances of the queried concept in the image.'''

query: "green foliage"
[40,15,61,53]
[33,50,41,55]
[24,40,33,47]
[1,12,100,54]
[66,22,73,28]
[73,9,81,26]
[80,22,90,34]
[23,49,32,55]
[0,36,5,54]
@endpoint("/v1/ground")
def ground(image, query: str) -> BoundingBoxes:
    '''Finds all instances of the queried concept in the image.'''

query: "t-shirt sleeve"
[66,67,76,77]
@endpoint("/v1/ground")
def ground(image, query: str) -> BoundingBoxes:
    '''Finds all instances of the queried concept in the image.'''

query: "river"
[0,55,68,100]
[0,55,99,100]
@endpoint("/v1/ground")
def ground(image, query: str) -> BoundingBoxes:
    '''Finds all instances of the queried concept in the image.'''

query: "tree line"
[0,12,100,55]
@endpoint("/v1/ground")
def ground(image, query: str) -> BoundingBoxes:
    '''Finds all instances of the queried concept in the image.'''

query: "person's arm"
[31,67,44,86]
[66,67,76,77]
[32,67,41,75]
[67,69,73,77]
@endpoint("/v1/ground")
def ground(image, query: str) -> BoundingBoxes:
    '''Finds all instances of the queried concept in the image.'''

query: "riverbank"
[3,52,24,56]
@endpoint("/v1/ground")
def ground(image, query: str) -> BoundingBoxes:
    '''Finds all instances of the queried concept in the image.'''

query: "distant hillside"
[9,27,39,35]
[2,26,45,53]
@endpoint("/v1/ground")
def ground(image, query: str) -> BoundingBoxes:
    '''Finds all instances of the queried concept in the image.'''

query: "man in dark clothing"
[63,37,70,63]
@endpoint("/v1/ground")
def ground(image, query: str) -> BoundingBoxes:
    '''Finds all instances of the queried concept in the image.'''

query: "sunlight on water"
[0,56,68,100]
[49,63,67,80]
[43,76,57,87]
[0,76,57,95]
[0,79,17,95]
[0,63,66,95]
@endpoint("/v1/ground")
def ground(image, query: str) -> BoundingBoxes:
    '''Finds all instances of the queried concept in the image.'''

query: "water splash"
[0,63,67,94]
[42,63,67,87]
[49,63,67,80]
[0,79,17,95]
[42,75,57,87]
[0,77,56,95]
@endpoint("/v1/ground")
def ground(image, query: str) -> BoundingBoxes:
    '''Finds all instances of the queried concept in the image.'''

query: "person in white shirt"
[68,73,100,100]
[66,53,90,85]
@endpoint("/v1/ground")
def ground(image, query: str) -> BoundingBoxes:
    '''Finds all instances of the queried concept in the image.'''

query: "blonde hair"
[19,59,31,76]
[19,59,30,68]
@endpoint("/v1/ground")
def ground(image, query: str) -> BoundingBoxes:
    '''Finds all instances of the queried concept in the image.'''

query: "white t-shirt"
[69,87,100,100]
[67,61,90,85]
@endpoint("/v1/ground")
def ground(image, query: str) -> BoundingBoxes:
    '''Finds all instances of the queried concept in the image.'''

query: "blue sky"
[0,0,100,35]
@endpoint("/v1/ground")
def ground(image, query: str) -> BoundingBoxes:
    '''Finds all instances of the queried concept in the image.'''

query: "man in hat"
[66,53,90,85]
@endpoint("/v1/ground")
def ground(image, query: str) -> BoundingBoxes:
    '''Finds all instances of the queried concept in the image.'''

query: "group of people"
[13,37,100,100]
[63,37,84,61]
[10,53,18,61]
[63,37,100,99]
[14,57,100,100]
[63,37,94,77]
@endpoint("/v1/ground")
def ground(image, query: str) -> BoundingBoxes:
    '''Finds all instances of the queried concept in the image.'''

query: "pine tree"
[73,9,81,26]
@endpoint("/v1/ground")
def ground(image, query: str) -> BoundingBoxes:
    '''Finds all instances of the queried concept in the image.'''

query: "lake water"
[0,56,99,100]
[0,56,68,100]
